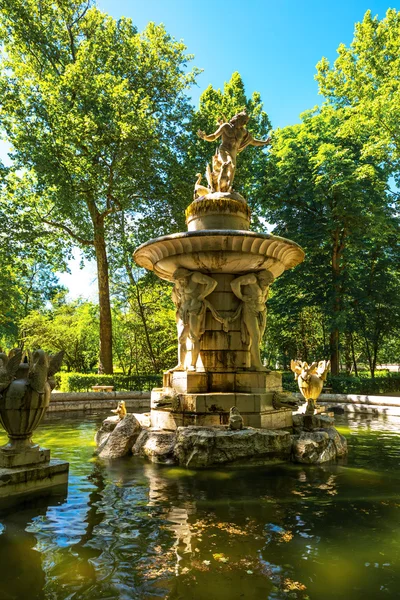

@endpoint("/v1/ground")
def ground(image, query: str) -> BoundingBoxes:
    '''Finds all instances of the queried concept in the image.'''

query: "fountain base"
[150,369,293,430]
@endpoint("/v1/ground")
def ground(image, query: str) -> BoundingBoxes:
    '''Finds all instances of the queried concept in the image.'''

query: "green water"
[0,414,400,600]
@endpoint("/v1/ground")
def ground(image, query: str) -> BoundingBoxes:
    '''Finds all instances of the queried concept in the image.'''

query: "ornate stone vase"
[0,350,63,464]
[0,363,51,452]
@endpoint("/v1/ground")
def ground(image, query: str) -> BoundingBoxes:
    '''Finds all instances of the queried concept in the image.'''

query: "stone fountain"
[133,110,305,431]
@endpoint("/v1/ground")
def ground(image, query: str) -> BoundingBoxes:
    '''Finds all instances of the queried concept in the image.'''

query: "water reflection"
[0,492,67,600]
[0,414,399,599]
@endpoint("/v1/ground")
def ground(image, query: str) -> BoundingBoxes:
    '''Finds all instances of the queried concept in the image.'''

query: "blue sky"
[98,0,400,128]
[6,0,400,298]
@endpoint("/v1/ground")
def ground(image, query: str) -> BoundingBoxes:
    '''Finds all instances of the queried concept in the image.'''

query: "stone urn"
[0,349,64,467]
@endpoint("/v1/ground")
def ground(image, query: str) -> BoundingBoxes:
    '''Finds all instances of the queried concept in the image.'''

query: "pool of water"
[0,413,399,600]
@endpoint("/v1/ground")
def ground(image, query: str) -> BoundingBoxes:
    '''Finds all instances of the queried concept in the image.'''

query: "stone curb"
[48,391,150,412]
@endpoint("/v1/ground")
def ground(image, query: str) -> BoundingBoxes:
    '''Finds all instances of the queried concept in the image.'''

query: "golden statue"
[111,400,127,420]
[290,360,330,415]
[197,110,270,193]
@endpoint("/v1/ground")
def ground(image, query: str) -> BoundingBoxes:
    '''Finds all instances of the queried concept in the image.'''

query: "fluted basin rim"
[133,229,305,280]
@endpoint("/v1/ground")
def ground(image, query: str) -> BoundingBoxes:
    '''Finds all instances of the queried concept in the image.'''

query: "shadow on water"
[0,413,399,599]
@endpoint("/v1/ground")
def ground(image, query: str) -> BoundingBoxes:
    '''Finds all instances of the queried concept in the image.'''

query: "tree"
[0,173,67,348]
[0,0,198,372]
[344,230,400,376]
[20,299,99,372]
[262,105,395,374]
[316,9,400,193]
[112,276,176,375]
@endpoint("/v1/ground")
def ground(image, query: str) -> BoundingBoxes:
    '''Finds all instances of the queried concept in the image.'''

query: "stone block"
[243,414,262,428]
[201,330,245,351]
[261,408,292,430]
[0,446,50,468]
[210,273,235,291]
[182,394,206,412]
[195,414,224,427]
[208,372,236,392]
[164,371,208,394]
[204,393,236,412]
[205,312,225,331]
[0,459,69,499]
[265,371,283,392]
[235,371,266,392]
[205,291,240,311]
[201,350,250,370]
[260,393,274,411]
[151,409,179,430]
[235,394,255,412]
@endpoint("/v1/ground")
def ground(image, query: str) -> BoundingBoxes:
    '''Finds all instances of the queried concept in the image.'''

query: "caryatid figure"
[231,270,274,370]
[171,268,218,371]
[197,110,270,193]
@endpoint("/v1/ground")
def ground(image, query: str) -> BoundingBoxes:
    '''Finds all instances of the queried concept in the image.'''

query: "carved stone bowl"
[133,230,305,281]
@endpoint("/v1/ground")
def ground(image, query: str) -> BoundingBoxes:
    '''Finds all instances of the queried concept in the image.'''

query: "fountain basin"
[133,229,305,280]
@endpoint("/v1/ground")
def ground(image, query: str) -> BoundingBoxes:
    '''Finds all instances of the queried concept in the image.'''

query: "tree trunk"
[124,261,158,373]
[350,333,358,377]
[93,220,113,374]
[344,333,352,374]
[330,227,344,376]
[330,329,339,376]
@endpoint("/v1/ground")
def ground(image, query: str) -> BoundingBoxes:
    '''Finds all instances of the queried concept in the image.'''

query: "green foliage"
[0,174,68,348]
[20,299,99,372]
[316,9,400,187]
[0,0,199,371]
[57,372,162,392]
[262,104,400,375]
[111,272,177,375]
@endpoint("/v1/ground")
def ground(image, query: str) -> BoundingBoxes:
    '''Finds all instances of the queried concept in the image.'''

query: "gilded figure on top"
[197,110,270,194]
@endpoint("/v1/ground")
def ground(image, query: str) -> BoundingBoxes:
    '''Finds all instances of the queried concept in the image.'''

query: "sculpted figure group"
[171,268,217,371]
[197,110,270,194]
[170,267,274,372]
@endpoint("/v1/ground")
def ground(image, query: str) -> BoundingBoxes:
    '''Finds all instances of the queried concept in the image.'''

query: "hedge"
[56,372,163,393]
[282,371,400,395]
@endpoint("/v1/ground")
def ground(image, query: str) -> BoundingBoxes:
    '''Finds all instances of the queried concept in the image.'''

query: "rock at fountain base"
[293,413,334,432]
[0,459,69,500]
[132,423,347,467]
[133,429,176,464]
[133,425,292,467]
[95,414,141,459]
[173,426,292,467]
[291,427,347,464]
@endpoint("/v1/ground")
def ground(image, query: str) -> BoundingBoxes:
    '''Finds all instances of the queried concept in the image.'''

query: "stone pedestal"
[0,459,69,499]
[0,444,50,468]
[0,443,69,500]
[152,369,292,430]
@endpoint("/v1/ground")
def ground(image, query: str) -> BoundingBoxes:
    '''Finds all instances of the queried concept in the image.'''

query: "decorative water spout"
[290,360,331,415]
[133,110,305,430]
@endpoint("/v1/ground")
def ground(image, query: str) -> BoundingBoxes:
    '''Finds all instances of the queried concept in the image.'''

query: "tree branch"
[42,218,94,246]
